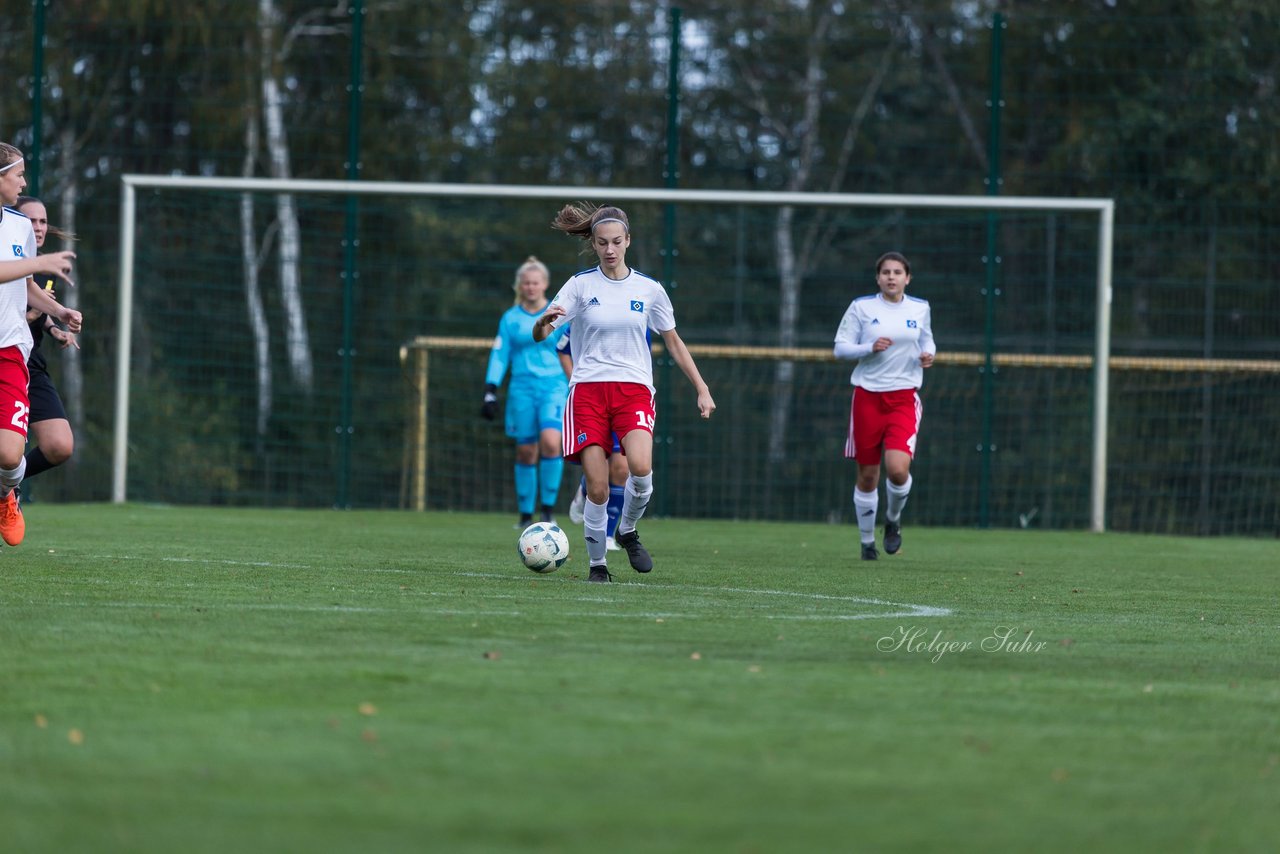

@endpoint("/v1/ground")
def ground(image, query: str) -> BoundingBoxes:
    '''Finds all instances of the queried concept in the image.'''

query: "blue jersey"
[485,303,567,391]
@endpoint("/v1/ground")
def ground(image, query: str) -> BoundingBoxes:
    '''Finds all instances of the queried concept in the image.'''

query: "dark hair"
[15,195,76,243]
[875,251,910,275]
[551,202,631,241]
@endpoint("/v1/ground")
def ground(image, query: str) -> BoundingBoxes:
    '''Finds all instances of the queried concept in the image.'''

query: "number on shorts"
[11,401,29,431]
[635,410,654,431]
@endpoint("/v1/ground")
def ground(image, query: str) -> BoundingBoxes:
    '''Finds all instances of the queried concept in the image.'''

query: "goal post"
[114,175,1115,527]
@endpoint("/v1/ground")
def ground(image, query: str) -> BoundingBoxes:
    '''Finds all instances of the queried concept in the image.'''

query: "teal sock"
[515,463,537,515]
[539,456,564,508]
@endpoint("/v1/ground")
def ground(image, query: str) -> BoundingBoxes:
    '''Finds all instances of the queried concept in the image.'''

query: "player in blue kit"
[556,325,625,552]
[481,257,569,528]
[834,251,936,560]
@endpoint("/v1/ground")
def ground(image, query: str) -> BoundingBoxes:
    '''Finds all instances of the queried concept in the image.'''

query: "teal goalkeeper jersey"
[484,304,567,390]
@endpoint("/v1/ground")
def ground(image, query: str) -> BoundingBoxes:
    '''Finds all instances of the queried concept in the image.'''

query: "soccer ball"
[517,522,570,573]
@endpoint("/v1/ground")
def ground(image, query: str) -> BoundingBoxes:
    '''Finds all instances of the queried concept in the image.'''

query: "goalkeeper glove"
[480,384,499,421]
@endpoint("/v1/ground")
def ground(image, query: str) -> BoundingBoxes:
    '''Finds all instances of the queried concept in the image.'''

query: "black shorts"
[28,368,67,424]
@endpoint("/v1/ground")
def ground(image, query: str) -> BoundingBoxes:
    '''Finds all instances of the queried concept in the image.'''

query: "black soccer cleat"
[588,564,614,583]
[614,529,653,573]
[861,542,879,561]
[883,520,902,555]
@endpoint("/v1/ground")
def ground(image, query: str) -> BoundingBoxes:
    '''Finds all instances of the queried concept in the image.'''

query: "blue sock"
[606,484,625,537]
[515,463,537,515]
[539,456,564,509]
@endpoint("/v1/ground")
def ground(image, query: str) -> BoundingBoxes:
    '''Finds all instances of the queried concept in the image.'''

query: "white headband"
[591,216,629,233]
[0,158,22,173]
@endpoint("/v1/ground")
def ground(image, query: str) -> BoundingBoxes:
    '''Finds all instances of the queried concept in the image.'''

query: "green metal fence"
[5,2,1276,534]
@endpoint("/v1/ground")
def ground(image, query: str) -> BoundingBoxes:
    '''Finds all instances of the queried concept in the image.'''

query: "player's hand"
[38,251,76,287]
[49,327,79,350]
[480,384,499,421]
[872,337,893,353]
[920,352,935,368]
[59,308,82,334]
[697,389,716,420]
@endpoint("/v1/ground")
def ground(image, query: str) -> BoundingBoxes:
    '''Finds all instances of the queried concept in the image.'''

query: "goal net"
[112,177,1279,534]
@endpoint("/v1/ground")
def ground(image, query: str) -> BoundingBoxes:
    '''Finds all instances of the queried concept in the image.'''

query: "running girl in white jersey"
[533,203,715,582]
[0,143,84,547]
[834,251,935,561]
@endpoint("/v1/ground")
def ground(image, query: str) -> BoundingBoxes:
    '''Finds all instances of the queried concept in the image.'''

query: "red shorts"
[844,386,921,465]
[0,346,31,438]
[562,382,655,463]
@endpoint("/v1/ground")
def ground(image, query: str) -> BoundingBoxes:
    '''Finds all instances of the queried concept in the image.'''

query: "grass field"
[2,504,1277,853]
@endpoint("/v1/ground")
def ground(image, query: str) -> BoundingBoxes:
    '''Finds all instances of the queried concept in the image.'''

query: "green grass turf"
[2,504,1277,852]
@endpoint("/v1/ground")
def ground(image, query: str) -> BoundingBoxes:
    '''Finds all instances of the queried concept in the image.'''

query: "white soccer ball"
[517,522,570,573]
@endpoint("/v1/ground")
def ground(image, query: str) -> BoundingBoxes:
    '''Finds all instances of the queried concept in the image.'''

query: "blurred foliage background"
[2,0,1275,534]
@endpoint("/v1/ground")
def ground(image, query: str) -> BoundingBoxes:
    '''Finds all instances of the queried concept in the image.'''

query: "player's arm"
[26,279,81,332]
[533,280,577,342]
[480,318,511,421]
[659,327,715,420]
[555,329,574,378]
[0,251,75,287]
[833,302,877,359]
[532,304,566,342]
[918,305,936,368]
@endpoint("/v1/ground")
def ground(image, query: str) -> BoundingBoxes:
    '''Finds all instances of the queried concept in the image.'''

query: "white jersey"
[548,266,674,393]
[0,207,36,359]
[834,293,936,391]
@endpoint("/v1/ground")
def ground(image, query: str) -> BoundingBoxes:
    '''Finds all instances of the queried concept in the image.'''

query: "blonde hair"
[551,202,631,245]
[0,143,23,173]
[512,255,549,304]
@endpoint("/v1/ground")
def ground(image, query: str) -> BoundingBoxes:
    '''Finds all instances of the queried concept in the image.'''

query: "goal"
[114,176,1121,527]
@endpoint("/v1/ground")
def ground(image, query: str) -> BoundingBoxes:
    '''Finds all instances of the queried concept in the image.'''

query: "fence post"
[979,12,1005,528]
[28,0,48,195]
[337,0,366,508]
[657,6,682,515]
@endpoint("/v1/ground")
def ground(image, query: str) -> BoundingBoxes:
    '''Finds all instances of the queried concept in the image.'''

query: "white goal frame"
[115,176,1115,529]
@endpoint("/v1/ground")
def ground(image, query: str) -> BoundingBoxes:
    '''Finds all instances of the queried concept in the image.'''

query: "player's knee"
[45,439,74,465]
[627,462,653,479]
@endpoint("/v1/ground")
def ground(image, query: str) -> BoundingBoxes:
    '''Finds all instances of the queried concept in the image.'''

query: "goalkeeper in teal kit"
[481,257,569,527]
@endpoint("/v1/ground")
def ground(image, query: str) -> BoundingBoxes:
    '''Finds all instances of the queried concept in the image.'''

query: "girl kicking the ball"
[533,202,715,582]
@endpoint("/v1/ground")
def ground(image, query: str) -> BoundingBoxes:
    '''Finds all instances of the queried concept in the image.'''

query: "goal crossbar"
[115,176,1115,529]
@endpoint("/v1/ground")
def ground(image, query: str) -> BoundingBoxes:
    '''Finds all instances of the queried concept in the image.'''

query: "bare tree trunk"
[763,30,894,467]
[769,206,799,463]
[259,0,313,391]
[765,10,829,464]
[241,109,272,444]
[57,127,83,472]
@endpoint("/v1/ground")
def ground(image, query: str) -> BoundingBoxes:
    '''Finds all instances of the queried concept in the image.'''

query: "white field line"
[27,556,953,621]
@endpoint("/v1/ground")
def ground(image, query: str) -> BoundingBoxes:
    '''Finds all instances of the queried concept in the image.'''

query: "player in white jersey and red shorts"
[834,251,935,561]
[534,202,715,582]
[0,143,84,547]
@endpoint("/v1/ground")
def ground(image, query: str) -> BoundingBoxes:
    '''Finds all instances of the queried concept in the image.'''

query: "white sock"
[854,487,878,545]
[583,497,608,565]
[886,475,912,523]
[0,457,26,494]
[616,472,653,536]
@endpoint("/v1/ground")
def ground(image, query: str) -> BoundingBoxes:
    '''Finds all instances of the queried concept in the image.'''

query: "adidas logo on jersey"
[586,297,601,306]
[870,318,880,325]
